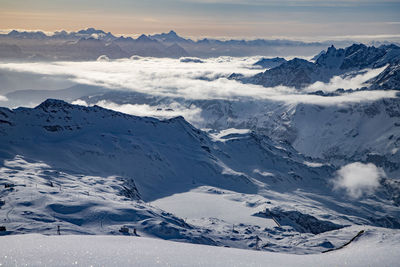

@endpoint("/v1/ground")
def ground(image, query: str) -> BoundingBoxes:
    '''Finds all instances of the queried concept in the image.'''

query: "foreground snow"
[1,233,399,266]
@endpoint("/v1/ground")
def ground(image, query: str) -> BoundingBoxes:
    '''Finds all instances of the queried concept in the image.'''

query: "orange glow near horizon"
[0,0,399,41]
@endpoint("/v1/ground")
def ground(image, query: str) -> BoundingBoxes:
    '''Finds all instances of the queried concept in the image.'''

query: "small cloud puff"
[332,162,385,198]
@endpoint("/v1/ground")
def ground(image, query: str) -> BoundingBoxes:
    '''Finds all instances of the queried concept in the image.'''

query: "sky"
[0,0,400,40]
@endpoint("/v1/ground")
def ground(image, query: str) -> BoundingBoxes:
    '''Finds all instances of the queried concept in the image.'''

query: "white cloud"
[332,162,385,198]
[0,95,8,101]
[267,90,398,106]
[71,99,89,106]
[305,66,387,93]
[0,57,397,107]
[73,99,204,124]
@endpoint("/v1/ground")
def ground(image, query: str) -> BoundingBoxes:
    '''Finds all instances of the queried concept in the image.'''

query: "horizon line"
[1,28,400,44]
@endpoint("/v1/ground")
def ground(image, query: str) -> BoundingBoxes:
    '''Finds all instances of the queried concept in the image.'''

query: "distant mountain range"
[0,28,381,60]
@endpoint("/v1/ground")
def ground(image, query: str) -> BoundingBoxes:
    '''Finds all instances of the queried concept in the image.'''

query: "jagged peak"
[379,44,400,50]
[168,30,178,36]
[344,43,368,55]
[116,35,134,41]
[327,45,337,53]
[136,34,154,42]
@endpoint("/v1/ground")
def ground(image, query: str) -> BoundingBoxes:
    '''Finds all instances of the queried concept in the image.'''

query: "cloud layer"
[332,162,385,198]
[0,57,396,107]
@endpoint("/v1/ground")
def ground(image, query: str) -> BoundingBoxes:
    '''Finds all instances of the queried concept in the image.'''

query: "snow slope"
[79,91,400,177]
[1,230,400,267]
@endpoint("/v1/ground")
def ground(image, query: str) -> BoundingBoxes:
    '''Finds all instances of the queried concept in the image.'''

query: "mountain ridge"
[242,43,400,89]
[0,28,370,59]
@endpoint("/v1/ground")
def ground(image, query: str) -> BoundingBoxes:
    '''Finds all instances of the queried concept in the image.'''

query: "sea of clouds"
[0,56,396,109]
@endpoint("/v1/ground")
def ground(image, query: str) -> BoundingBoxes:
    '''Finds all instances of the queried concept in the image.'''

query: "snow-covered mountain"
[0,28,345,60]
[150,30,191,44]
[113,34,189,58]
[62,37,129,60]
[78,86,399,179]
[370,59,400,90]
[253,57,287,69]
[6,30,48,40]
[244,44,400,89]
[1,99,399,253]
[247,58,319,88]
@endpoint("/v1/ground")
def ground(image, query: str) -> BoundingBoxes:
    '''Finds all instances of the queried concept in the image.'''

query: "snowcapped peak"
[285,58,314,68]
[253,57,287,69]
[150,30,188,43]
[8,30,19,35]
[78,28,106,35]
[136,34,152,42]
[7,30,48,39]
[35,99,74,110]
[168,30,178,36]
[327,45,336,53]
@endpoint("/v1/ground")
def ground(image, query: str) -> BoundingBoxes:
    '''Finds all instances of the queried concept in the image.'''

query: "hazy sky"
[1,0,399,40]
